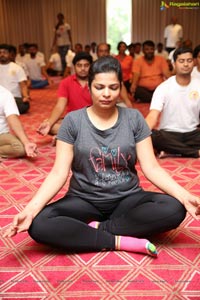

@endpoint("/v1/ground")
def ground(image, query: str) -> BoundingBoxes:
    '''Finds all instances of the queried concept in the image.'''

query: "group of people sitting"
[3,53,200,259]
[1,39,200,161]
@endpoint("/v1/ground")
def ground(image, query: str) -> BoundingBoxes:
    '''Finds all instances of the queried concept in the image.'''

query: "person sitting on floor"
[155,42,169,60]
[192,44,200,80]
[46,46,62,77]
[115,41,134,94]
[0,85,37,159]
[130,40,171,103]
[4,56,200,257]
[63,43,83,77]
[145,47,200,158]
[0,44,30,114]
[25,44,52,89]
[37,52,93,137]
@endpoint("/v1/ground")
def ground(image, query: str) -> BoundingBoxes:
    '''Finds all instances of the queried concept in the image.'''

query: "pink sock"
[88,221,100,229]
[116,236,157,257]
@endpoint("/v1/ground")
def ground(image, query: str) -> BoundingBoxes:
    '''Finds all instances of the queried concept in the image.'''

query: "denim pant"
[31,79,49,89]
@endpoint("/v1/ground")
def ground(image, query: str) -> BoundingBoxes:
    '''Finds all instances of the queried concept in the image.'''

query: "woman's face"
[119,43,127,53]
[91,72,121,109]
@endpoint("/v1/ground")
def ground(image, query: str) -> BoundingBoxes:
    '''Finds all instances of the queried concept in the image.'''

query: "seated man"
[37,52,93,137]
[25,44,51,89]
[0,44,30,114]
[145,47,200,158]
[131,40,170,103]
[63,43,83,77]
[46,46,62,76]
[192,44,200,80]
[0,85,37,159]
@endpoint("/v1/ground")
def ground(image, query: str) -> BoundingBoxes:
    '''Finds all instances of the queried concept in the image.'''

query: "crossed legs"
[28,191,186,254]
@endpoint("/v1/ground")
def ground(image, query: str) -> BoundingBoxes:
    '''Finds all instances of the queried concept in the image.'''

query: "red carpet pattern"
[0,80,200,299]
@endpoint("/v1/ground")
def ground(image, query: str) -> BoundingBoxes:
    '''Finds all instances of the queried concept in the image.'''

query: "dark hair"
[157,42,163,47]
[173,47,193,62]
[88,56,122,89]
[57,12,64,19]
[193,44,200,58]
[72,52,93,65]
[0,44,10,52]
[117,41,127,51]
[142,40,155,48]
[9,45,17,55]
[55,13,64,29]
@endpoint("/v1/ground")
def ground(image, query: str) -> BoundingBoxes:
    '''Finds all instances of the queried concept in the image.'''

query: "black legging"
[28,190,186,253]
[152,129,200,158]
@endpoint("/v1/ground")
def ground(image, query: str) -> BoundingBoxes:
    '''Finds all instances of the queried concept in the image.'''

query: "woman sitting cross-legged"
[4,56,200,257]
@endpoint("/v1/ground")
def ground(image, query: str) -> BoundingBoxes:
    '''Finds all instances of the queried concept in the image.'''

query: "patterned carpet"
[0,79,200,299]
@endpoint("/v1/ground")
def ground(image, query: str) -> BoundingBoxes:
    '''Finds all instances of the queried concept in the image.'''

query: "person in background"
[128,43,135,59]
[52,12,73,73]
[192,44,200,80]
[155,43,169,60]
[115,41,134,94]
[145,47,200,158]
[131,40,170,103]
[16,44,30,64]
[0,85,37,159]
[84,44,91,54]
[4,56,200,257]
[164,16,183,53]
[37,52,93,137]
[46,46,62,77]
[89,42,98,61]
[134,42,143,59]
[0,44,30,114]
[168,40,183,66]
[25,44,52,89]
[63,43,83,77]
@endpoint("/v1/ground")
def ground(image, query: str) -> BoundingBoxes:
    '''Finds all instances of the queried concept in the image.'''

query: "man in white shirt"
[0,44,30,114]
[164,16,183,53]
[0,85,37,159]
[192,44,200,80]
[46,46,62,76]
[146,47,200,158]
[64,43,83,77]
[25,44,51,89]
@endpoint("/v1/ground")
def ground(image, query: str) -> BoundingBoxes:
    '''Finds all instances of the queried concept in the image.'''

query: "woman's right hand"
[3,211,34,238]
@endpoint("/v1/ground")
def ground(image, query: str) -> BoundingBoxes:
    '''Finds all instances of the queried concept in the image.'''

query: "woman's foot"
[115,236,158,257]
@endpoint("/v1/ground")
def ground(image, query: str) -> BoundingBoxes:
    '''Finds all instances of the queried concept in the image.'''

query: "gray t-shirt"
[57,107,151,208]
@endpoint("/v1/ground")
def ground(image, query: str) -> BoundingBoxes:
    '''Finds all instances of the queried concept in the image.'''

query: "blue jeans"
[31,79,49,89]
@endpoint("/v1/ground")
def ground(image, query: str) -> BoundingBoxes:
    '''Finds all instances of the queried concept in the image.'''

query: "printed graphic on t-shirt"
[89,145,132,187]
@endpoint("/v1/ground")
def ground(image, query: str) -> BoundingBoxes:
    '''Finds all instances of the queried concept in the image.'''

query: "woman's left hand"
[183,195,200,220]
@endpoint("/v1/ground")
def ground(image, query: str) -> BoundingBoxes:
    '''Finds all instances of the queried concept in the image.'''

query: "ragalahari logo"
[160,1,169,10]
[160,1,200,10]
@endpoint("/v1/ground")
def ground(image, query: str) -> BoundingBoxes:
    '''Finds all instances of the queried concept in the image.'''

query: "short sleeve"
[57,113,78,144]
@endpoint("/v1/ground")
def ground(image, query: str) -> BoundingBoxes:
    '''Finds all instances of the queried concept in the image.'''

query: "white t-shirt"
[49,53,62,71]
[164,24,183,48]
[0,62,27,97]
[150,76,200,132]
[25,56,46,80]
[55,23,71,46]
[65,50,75,74]
[16,53,30,64]
[0,85,19,134]
[155,50,169,60]
[191,66,200,80]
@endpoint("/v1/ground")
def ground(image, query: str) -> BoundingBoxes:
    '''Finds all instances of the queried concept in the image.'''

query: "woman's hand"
[182,195,200,220]
[3,211,34,238]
